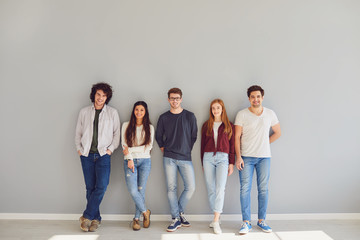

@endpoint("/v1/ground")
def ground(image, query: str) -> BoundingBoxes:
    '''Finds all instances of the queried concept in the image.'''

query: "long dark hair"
[125,101,151,147]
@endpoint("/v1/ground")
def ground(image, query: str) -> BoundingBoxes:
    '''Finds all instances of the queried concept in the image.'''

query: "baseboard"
[0,213,359,221]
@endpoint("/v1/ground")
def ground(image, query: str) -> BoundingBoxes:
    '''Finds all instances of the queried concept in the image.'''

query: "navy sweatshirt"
[155,109,197,161]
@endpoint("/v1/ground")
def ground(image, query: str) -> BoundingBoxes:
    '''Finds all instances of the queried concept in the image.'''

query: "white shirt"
[121,121,154,160]
[234,107,279,158]
[75,104,121,157]
[213,122,222,147]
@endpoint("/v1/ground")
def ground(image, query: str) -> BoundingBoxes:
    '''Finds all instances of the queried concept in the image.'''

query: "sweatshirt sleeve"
[155,115,165,148]
[190,113,198,149]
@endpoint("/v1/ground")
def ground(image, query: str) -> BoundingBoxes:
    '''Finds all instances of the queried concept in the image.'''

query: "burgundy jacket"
[200,121,235,166]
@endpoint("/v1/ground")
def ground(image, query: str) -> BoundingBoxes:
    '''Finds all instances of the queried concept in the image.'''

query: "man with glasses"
[156,87,198,232]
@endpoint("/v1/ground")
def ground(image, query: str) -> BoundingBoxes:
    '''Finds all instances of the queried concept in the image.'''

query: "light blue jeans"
[163,157,196,219]
[239,157,271,221]
[124,158,151,219]
[203,152,229,213]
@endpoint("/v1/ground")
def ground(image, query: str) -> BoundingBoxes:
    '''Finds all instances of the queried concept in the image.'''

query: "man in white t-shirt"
[234,85,281,235]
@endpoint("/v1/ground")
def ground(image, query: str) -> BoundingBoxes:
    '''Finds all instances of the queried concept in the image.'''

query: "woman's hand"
[123,145,129,155]
[228,164,234,176]
[128,160,135,173]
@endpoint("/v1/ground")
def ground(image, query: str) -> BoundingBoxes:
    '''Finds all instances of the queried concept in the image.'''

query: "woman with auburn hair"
[201,99,235,234]
[122,101,154,231]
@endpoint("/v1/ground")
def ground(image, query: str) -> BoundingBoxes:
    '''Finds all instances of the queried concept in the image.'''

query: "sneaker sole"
[239,228,252,235]
[80,226,89,232]
[129,221,141,231]
[258,227,272,233]
[181,224,190,227]
[167,225,181,232]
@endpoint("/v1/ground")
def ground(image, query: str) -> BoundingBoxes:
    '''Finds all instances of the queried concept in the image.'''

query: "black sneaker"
[179,212,190,227]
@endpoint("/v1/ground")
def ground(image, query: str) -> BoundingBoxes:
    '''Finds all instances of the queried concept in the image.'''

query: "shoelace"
[170,218,179,226]
[241,222,249,228]
[180,214,188,222]
[258,221,268,227]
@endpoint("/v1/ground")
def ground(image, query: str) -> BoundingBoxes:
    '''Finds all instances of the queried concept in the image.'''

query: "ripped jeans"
[124,158,151,219]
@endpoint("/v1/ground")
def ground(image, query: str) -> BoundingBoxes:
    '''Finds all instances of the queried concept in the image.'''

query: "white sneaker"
[212,221,222,234]
[209,220,221,228]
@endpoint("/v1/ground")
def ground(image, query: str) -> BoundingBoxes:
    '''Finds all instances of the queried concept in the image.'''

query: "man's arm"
[270,123,281,143]
[75,110,84,156]
[235,125,244,170]
[107,110,121,154]
[155,116,165,152]
[190,114,198,149]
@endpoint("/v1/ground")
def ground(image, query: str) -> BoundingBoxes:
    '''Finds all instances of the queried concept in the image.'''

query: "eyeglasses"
[169,97,181,101]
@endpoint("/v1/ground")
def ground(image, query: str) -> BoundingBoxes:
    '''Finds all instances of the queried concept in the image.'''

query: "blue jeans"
[203,152,229,213]
[163,157,196,219]
[80,153,111,221]
[239,157,270,221]
[124,158,151,219]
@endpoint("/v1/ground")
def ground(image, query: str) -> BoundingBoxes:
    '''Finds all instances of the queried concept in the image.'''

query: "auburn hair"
[206,99,232,140]
[125,101,151,147]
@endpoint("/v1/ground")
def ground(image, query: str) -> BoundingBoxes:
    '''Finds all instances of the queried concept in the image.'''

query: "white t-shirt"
[121,121,154,160]
[234,107,279,158]
[213,121,222,147]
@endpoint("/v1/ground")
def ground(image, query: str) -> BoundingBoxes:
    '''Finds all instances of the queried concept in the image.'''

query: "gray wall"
[1,0,359,215]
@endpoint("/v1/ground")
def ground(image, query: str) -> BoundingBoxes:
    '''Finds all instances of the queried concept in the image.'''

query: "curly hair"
[90,82,113,104]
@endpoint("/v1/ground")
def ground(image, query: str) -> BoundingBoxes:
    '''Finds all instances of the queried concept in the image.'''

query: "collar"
[91,104,107,112]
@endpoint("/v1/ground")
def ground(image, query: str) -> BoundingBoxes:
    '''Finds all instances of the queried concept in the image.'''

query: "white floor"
[0,220,359,240]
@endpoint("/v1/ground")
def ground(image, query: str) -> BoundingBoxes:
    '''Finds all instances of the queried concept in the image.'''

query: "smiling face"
[249,90,264,108]
[94,90,107,109]
[211,102,223,120]
[168,93,182,110]
[134,104,146,120]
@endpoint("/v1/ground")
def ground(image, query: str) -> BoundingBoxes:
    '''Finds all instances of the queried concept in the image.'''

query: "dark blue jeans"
[80,153,111,221]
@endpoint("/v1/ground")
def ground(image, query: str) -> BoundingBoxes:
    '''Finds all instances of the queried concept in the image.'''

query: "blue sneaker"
[167,218,181,232]
[239,221,252,235]
[257,221,272,233]
[179,212,190,227]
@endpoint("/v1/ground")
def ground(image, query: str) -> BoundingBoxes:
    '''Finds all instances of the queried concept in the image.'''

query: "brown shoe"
[132,218,141,231]
[89,220,101,232]
[143,209,151,228]
[79,216,91,232]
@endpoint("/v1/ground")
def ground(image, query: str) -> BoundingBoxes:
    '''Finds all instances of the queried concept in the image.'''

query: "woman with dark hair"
[201,99,235,234]
[122,101,154,231]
